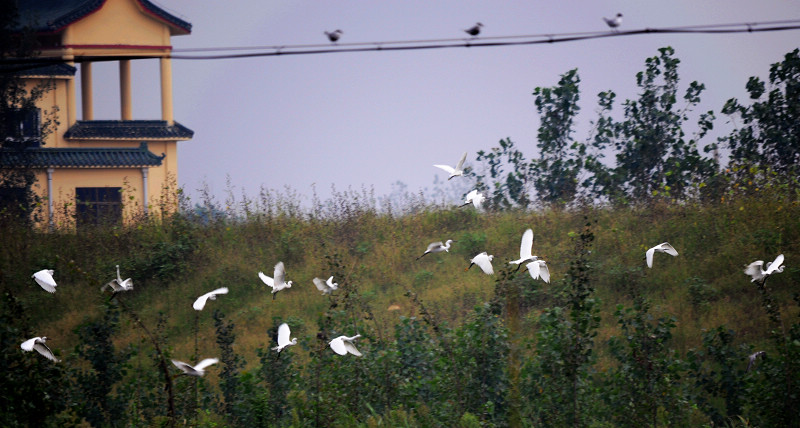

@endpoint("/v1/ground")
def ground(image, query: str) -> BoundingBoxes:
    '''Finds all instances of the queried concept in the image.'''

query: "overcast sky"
[78,0,800,207]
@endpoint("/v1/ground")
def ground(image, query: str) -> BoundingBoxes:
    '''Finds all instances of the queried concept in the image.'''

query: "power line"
[2,18,800,69]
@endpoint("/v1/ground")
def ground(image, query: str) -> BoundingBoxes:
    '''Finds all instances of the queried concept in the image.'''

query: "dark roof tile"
[0,142,165,168]
[65,120,194,140]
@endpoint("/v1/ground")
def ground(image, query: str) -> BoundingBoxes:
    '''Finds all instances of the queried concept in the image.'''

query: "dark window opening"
[76,187,122,229]
[1,107,41,147]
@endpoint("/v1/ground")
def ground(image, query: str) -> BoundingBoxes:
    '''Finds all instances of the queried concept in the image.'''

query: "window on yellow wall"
[1,107,41,146]
[76,187,122,229]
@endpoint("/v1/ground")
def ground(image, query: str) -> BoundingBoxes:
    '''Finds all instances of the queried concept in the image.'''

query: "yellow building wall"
[23,75,73,148]
[65,0,172,54]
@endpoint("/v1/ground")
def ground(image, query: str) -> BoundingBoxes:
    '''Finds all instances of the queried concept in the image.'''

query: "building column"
[119,60,132,120]
[142,167,149,215]
[81,62,93,120]
[160,57,174,125]
[46,168,54,230]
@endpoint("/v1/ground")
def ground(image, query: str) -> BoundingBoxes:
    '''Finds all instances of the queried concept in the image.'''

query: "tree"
[588,47,717,204]
[532,68,584,206]
[0,0,57,225]
[721,48,800,191]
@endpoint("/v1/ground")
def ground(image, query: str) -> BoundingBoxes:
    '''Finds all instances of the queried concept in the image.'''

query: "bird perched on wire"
[744,254,785,284]
[416,240,455,260]
[464,22,483,37]
[325,29,343,43]
[329,334,363,356]
[313,276,339,295]
[645,242,678,268]
[466,252,494,275]
[603,13,623,30]
[21,336,59,362]
[32,269,57,293]
[171,358,219,377]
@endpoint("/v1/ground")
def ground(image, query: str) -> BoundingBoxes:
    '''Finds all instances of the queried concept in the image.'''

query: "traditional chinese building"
[3,0,193,229]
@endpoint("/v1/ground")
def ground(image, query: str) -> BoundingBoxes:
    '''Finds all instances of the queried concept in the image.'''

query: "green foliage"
[532,68,584,206]
[468,137,533,210]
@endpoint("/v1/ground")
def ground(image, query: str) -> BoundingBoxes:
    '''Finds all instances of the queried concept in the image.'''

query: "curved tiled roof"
[65,120,194,140]
[16,0,191,35]
[0,142,165,168]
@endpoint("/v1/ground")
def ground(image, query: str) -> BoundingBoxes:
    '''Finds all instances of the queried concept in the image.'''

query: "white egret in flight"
[313,276,339,295]
[259,261,293,300]
[744,254,785,283]
[329,334,363,356]
[272,323,298,353]
[646,242,679,268]
[417,240,454,260]
[171,358,219,377]
[102,265,133,295]
[434,152,468,180]
[746,351,765,372]
[466,252,494,275]
[460,189,485,209]
[21,336,59,362]
[509,229,536,267]
[193,287,229,311]
[32,269,57,293]
[526,260,551,283]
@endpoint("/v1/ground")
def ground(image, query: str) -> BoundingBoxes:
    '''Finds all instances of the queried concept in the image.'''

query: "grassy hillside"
[1,191,798,426]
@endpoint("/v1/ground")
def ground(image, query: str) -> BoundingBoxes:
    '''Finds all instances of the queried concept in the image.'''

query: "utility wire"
[2,18,800,69]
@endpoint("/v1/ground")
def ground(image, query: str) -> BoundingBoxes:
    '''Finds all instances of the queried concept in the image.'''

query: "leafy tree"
[532,68,584,206]
[468,138,533,210]
[588,47,717,204]
[0,0,56,225]
[720,48,800,192]
[72,302,133,427]
[213,309,245,423]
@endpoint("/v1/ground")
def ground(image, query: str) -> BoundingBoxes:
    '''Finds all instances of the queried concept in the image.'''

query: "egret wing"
[274,262,286,286]
[646,247,655,268]
[766,254,784,274]
[33,270,57,293]
[193,294,210,311]
[194,358,219,371]
[329,337,347,355]
[538,262,551,283]
[343,340,362,356]
[433,164,456,174]
[519,229,534,260]
[526,261,541,280]
[660,242,679,256]
[313,277,328,292]
[258,271,275,288]
[426,241,443,252]
[21,337,37,351]
[474,254,494,275]
[276,323,291,347]
[34,341,58,362]
[455,152,467,170]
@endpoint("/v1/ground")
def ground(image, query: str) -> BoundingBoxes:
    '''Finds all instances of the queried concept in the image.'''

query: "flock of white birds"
[20,151,787,378]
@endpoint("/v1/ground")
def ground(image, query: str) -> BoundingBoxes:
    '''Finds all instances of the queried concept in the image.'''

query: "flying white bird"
[744,253,785,283]
[171,358,219,377]
[259,261,293,300]
[526,260,551,283]
[416,240,454,260]
[433,152,468,180]
[464,22,483,37]
[603,13,623,30]
[509,229,537,267]
[193,287,229,311]
[645,242,679,268]
[746,351,765,372]
[32,269,57,293]
[325,29,343,42]
[102,265,133,294]
[460,189,485,209]
[21,336,59,362]
[313,276,339,295]
[466,252,494,275]
[272,323,298,353]
[329,334,363,356]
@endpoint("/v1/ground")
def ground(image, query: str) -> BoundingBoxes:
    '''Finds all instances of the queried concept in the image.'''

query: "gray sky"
[79,0,800,206]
